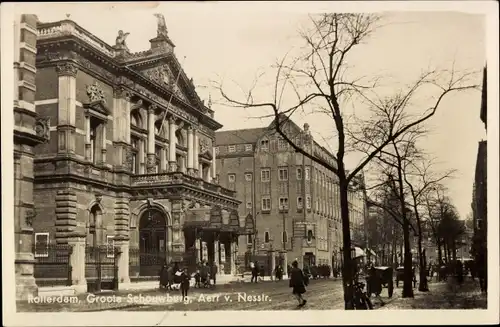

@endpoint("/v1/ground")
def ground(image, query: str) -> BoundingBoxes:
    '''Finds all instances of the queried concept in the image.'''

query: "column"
[214,239,220,267]
[201,242,208,263]
[160,148,167,172]
[211,146,217,183]
[55,62,78,155]
[187,126,194,175]
[168,116,177,172]
[101,123,107,163]
[195,236,201,263]
[193,128,199,176]
[230,240,237,275]
[115,240,131,288]
[139,139,145,174]
[146,105,156,173]
[112,87,131,170]
[270,250,276,279]
[281,251,288,278]
[68,236,87,294]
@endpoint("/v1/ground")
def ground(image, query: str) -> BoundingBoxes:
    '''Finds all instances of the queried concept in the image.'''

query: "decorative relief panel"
[34,116,50,142]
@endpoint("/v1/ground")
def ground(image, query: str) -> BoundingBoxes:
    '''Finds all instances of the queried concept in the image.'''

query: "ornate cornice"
[55,61,78,77]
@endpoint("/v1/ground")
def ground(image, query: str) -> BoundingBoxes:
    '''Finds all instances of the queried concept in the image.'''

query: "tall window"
[264,231,270,243]
[282,231,288,244]
[278,167,288,181]
[88,205,101,248]
[34,233,49,258]
[246,201,252,209]
[297,168,302,180]
[261,197,271,211]
[261,168,271,182]
[305,167,310,180]
[228,173,236,183]
[247,234,253,245]
[278,138,288,150]
[90,125,97,163]
[106,235,115,258]
[130,137,139,174]
[306,195,312,209]
[215,147,220,155]
[155,146,161,173]
[297,196,303,209]
[260,139,269,151]
[279,197,289,210]
[245,173,253,181]
[307,229,314,243]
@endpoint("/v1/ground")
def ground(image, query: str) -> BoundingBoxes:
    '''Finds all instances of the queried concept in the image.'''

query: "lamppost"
[252,211,260,256]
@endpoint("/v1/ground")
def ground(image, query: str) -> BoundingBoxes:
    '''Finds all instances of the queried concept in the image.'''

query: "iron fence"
[85,245,119,292]
[32,243,72,287]
[129,248,167,278]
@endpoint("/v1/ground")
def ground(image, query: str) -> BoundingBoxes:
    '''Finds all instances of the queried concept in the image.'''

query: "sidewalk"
[380,279,487,310]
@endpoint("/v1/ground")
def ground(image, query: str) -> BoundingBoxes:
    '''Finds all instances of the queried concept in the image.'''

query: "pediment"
[83,100,110,116]
[134,59,205,111]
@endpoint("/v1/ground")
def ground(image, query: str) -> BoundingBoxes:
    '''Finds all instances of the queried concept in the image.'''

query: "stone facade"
[25,16,247,293]
[215,120,368,269]
[13,14,48,300]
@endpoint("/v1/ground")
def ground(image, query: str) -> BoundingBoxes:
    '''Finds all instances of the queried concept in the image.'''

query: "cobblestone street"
[17,277,487,312]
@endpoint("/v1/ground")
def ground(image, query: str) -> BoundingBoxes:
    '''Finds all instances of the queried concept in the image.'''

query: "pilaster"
[214,239,220,267]
[281,250,288,277]
[67,236,87,294]
[230,240,237,276]
[146,105,156,173]
[112,87,131,171]
[187,126,194,175]
[193,128,199,175]
[168,116,177,172]
[170,200,185,261]
[115,240,131,287]
[55,62,78,156]
[55,189,78,243]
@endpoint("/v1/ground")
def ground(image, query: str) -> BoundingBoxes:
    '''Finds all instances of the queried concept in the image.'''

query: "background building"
[17,15,251,295]
[215,118,367,270]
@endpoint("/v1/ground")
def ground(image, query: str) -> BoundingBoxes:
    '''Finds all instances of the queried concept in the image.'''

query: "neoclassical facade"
[29,16,248,293]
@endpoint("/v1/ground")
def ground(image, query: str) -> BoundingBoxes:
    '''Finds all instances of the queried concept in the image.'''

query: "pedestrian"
[289,260,308,307]
[367,266,385,306]
[180,267,191,299]
[211,261,218,286]
[159,263,169,290]
[456,260,464,285]
[251,261,259,283]
[166,263,174,290]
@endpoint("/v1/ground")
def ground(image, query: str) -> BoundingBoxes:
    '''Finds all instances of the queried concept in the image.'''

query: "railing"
[130,171,236,198]
[38,21,116,58]
[32,243,72,287]
[129,248,167,279]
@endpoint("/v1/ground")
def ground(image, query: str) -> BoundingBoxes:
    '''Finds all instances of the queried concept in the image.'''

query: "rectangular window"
[34,233,49,258]
[305,167,310,180]
[247,234,253,245]
[296,168,302,180]
[279,197,289,210]
[261,168,271,182]
[245,173,253,181]
[260,139,269,151]
[228,173,236,183]
[245,144,253,152]
[228,145,236,153]
[215,147,220,155]
[106,235,115,258]
[278,167,288,181]
[297,196,303,209]
[278,138,288,150]
[306,195,312,209]
[261,197,271,211]
[246,201,252,209]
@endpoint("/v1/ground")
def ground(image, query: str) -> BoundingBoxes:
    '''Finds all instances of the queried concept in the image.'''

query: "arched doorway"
[139,209,168,276]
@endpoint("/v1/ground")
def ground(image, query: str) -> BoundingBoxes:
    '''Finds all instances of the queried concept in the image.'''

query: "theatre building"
[22,16,250,296]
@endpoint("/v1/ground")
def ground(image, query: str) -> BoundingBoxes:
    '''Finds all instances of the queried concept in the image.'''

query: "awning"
[352,247,366,259]
[365,248,377,256]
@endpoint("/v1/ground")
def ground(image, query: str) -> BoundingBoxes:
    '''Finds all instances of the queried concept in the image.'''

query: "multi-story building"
[215,118,367,269]
[13,14,49,300]
[471,66,487,268]
[16,15,251,296]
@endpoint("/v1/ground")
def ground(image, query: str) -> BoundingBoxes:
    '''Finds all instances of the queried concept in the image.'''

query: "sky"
[27,2,487,219]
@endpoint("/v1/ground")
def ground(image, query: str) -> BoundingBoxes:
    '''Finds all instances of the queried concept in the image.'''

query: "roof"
[215,127,269,146]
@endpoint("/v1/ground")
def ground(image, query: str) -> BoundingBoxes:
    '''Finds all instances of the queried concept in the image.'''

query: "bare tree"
[403,157,455,292]
[215,13,479,309]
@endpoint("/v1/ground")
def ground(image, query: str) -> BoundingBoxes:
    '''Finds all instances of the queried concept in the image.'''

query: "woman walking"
[289,260,308,307]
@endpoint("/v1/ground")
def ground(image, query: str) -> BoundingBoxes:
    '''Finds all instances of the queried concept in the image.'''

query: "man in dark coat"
[211,261,218,286]
[251,261,259,283]
[159,263,169,290]
[180,267,191,298]
[289,260,308,307]
[166,264,174,290]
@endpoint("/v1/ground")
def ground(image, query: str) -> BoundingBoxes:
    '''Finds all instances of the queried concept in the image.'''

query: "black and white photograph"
[1,1,499,326]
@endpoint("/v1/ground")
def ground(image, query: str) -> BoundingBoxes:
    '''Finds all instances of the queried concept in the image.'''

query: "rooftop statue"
[115,30,130,51]
[153,13,168,38]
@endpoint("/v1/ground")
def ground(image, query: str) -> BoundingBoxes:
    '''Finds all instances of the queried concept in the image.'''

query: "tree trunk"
[339,177,354,310]
[417,233,429,291]
[451,242,457,262]
[437,238,443,265]
[443,242,448,263]
[402,219,414,297]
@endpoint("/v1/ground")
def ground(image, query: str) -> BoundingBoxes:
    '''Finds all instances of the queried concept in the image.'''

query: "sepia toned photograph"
[1,1,499,326]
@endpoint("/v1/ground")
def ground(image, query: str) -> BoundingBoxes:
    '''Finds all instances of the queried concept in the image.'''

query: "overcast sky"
[26,2,487,219]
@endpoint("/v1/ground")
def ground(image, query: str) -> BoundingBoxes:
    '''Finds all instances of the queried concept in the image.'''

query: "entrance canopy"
[351,247,366,259]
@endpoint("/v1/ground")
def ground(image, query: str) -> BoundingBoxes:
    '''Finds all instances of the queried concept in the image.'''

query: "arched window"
[264,231,270,243]
[282,231,288,244]
[307,229,313,243]
[175,129,184,147]
[131,110,142,128]
[247,234,253,245]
